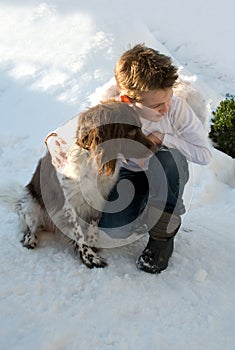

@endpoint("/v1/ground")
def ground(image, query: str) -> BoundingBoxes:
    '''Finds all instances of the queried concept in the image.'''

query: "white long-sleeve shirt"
[45,95,212,173]
[121,95,212,172]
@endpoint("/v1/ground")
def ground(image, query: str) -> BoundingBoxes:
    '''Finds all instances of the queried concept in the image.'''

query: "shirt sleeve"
[161,97,212,165]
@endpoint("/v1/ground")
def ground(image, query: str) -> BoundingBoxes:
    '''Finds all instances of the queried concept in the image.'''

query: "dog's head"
[76,101,155,175]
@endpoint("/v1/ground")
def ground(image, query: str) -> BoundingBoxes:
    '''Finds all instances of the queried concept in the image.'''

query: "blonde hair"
[114,44,178,100]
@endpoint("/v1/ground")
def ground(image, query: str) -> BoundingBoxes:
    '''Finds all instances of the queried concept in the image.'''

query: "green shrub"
[209,94,235,158]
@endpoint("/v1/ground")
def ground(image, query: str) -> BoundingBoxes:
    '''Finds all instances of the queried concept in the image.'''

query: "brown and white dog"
[18,101,155,268]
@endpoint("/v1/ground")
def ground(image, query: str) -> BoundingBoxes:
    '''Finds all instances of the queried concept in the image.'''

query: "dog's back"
[18,151,66,241]
[27,151,65,213]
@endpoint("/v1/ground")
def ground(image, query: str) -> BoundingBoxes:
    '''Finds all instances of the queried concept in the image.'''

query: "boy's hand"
[148,131,164,145]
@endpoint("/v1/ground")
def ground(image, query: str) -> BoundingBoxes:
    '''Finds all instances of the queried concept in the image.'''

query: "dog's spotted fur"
[18,102,155,268]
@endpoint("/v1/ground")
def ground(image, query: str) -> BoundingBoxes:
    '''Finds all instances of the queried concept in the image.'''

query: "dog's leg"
[63,203,107,268]
[17,192,41,249]
[86,219,100,247]
[20,227,38,249]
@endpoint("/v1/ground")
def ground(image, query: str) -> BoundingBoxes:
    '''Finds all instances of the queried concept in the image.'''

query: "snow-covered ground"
[0,1,235,349]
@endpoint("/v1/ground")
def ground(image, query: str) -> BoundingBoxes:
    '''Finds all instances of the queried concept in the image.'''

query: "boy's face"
[136,88,173,117]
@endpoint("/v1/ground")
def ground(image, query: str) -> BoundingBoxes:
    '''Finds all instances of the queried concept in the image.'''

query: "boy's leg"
[148,147,189,216]
[98,167,149,239]
[137,148,189,273]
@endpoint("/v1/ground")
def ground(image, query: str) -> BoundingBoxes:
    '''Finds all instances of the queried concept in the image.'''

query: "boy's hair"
[114,44,178,100]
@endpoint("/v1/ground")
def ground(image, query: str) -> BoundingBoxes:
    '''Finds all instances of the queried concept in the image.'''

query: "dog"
[18,101,155,268]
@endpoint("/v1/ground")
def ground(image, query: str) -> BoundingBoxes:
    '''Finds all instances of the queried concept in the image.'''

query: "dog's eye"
[128,129,137,137]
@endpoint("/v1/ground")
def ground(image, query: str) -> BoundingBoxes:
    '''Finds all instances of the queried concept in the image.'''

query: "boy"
[47,44,212,274]
[99,44,212,273]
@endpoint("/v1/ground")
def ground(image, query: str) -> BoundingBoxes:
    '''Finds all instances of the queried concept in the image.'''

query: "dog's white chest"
[57,144,119,217]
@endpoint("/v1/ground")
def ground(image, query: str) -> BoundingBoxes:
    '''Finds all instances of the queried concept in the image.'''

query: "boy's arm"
[154,97,212,165]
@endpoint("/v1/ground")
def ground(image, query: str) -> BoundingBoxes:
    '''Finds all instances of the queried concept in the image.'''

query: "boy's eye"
[151,104,161,109]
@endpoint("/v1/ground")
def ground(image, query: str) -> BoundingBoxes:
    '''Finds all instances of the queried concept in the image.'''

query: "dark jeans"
[98,148,189,237]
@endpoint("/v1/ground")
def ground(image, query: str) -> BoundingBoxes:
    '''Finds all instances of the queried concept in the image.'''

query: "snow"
[0,1,235,349]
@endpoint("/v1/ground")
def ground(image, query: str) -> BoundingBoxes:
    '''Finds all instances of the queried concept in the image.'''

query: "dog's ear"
[76,128,98,150]
[76,125,117,176]
[76,134,89,149]
[95,123,127,176]
[95,124,120,176]
[99,159,116,176]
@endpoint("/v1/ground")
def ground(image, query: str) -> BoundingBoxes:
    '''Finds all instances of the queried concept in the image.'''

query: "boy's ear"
[120,95,131,104]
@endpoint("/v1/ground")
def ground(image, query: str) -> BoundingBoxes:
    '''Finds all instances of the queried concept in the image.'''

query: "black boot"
[137,236,174,274]
[137,208,181,274]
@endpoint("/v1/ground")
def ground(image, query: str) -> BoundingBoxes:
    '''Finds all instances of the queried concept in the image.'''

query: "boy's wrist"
[148,131,164,145]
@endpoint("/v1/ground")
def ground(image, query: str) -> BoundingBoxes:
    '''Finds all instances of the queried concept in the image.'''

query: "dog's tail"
[0,182,24,211]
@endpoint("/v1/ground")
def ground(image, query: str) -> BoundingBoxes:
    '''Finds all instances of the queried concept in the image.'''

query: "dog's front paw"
[79,244,107,268]
[21,231,38,249]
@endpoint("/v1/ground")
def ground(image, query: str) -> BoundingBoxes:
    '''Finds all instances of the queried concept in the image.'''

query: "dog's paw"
[20,232,38,249]
[79,244,107,268]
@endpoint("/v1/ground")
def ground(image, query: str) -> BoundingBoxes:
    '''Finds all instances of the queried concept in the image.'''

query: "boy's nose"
[159,103,169,115]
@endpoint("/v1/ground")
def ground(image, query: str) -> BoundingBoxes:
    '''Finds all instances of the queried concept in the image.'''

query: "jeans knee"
[156,148,189,180]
